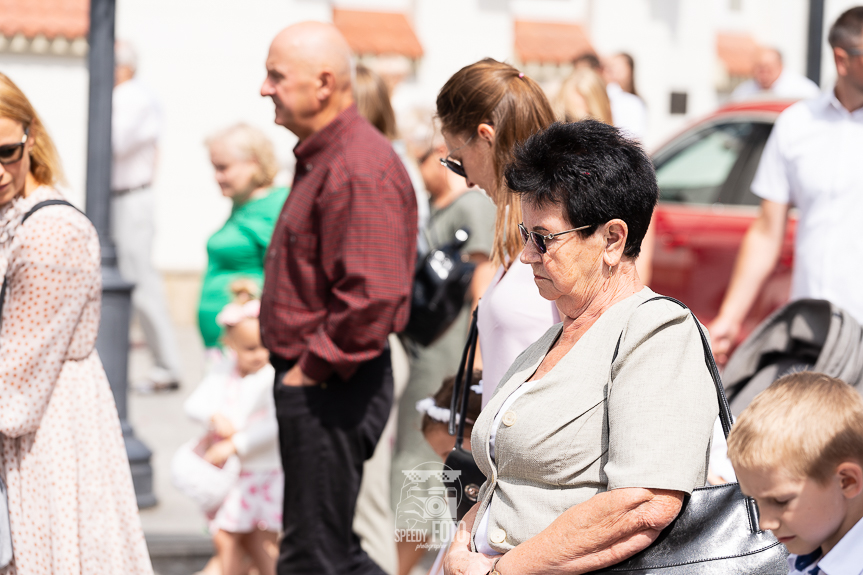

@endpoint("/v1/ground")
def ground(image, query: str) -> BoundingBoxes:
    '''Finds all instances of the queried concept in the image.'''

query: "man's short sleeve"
[604,301,718,493]
[751,113,792,205]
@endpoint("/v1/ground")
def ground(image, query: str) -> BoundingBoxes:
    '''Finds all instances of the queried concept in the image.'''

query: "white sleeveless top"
[477,255,558,408]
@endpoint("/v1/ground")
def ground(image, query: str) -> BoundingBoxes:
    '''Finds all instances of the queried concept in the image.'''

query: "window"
[655,122,753,204]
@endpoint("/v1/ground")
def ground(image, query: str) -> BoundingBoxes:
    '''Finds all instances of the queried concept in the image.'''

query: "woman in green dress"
[199,124,288,349]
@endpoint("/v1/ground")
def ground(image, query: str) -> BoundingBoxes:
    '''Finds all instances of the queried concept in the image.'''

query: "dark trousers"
[272,350,393,575]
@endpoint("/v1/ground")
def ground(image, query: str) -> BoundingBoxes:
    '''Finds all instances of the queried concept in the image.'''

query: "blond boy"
[727,372,863,575]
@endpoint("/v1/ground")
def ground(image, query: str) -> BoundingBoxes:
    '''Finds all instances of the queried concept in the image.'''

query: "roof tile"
[0,0,89,40]
[333,9,423,59]
[716,32,759,77]
[514,20,593,64]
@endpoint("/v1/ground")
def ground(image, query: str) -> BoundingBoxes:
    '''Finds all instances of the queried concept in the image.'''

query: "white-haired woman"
[199,124,288,350]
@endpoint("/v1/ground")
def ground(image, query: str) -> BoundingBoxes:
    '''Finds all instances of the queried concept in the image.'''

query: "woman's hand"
[204,439,237,466]
[444,505,496,575]
[210,413,235,439]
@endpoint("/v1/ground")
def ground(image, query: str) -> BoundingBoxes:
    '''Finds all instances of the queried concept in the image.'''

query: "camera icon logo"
[395,462,461,531]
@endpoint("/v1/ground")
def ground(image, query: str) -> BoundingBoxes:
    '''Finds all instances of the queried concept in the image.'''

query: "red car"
[649,100,797,347]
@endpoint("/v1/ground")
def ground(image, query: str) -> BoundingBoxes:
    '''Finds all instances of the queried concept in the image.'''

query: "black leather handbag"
[443,308,486,522]
[402,229,476,347]
[589,296,788,574]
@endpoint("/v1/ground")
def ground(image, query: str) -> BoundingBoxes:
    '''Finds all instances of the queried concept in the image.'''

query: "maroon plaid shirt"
[260,105,417,382]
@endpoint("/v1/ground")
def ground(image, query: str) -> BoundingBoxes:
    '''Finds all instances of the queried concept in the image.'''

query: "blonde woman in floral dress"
[0,74,152,574]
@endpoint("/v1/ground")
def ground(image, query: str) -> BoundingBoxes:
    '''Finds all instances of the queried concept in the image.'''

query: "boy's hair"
[727,371,863,483]
[421,370,482,434]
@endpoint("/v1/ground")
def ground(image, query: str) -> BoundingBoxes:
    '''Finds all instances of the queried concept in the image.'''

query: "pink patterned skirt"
[210,470,284,534]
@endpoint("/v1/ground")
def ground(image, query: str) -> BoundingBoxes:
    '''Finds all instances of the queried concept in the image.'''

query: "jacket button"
[502,411,517,426]
[490,528,506,544]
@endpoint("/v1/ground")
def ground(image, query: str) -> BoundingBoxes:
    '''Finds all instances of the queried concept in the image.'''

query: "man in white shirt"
[731,47,821,102]
[709,7,863,361]
[113,40,182,391]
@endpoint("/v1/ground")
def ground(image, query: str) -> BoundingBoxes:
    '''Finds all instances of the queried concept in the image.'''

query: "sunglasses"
[518,222,594,254]
[0,128,29,166]
[439,134,476,178]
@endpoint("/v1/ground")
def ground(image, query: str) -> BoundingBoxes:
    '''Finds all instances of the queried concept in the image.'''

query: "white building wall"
[0,55,89,209]
[4,0,845,272]
[116,0,330,272]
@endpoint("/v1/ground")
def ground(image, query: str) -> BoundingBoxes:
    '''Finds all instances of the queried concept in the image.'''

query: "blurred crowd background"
[0,0,857,308]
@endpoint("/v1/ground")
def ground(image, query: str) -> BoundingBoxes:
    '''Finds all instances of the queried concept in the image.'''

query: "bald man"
[730,47,820,102]
[259,22,417,575]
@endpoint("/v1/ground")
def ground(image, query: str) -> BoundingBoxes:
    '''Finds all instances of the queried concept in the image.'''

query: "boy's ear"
[836,461,863,499]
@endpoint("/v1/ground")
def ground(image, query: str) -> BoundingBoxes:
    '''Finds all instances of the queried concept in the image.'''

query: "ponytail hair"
[436,59,555,269]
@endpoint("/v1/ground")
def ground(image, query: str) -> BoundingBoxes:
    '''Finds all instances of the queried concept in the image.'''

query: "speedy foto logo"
[395,462,460,549]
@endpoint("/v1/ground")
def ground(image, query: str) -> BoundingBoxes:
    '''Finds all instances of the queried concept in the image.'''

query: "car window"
[655,122,754,204]
[734,122,774,206]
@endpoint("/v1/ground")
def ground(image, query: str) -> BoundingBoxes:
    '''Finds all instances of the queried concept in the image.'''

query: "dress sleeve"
[0,209,101,438]
[231,371,278,456]
[604,301,718,493]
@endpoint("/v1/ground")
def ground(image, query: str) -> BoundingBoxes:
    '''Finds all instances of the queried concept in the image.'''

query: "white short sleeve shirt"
[751,89,863,322]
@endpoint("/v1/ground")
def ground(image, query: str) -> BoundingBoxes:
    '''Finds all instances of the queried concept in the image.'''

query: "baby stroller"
[722,298,863,417]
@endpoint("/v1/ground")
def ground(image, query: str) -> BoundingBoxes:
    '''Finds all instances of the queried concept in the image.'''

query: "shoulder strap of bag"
[0,200,80,327]
[449,307,479,445]
[612,295,734,438]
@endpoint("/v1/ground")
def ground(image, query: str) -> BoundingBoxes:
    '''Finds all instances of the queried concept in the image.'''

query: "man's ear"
[834,47,851,78]
[477,123,495,146]
[316,69,337,102]
[837,461,863,499]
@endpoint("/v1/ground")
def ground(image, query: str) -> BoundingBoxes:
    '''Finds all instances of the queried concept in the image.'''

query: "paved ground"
[129,323,435,575]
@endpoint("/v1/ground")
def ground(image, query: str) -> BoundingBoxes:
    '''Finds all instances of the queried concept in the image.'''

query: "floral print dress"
[0,187,152,574]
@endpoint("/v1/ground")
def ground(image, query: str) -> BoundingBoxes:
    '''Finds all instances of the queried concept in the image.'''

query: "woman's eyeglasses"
[518,222,594,254]
[439,134,475,179]
[0,128,29,166]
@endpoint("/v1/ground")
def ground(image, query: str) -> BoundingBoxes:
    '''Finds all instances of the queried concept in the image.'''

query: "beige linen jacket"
[469,288,718,553]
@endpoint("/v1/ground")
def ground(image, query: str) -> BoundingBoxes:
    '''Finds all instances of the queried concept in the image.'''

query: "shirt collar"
[818,516,863,575]
[821,86,863,120]
[293,104,360,162]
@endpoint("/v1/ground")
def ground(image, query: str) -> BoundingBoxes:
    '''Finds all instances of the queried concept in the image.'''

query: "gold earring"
[609,264,614,277]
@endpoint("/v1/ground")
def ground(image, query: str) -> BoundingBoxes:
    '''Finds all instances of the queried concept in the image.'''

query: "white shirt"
[751,89,863,322]
[184,358,281,472]
[477,256,558,408]
[112,77,161,191]
[731,69,821,102]
[475,377,543,556]
[787,516,863,574]
[607,82,648,141]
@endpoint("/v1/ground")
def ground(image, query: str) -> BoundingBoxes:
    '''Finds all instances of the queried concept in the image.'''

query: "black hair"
[828,6,863,49]
[504,120,658,258]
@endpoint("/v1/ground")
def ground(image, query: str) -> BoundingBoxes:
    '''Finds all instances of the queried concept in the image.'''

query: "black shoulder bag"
[442,307,486,522]
[589,296,788,574]
[403,228,476,347]
[0,199,78,569]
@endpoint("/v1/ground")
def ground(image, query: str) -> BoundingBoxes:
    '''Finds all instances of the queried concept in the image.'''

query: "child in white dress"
[184,296,282,575]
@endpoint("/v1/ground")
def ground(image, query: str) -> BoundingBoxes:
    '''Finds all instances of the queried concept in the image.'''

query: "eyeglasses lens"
[0,144,24,165]
[518,224,547,254]
[440,158,467,179]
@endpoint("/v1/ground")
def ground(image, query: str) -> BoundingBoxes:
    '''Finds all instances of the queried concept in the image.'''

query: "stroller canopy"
[722,299,863,416]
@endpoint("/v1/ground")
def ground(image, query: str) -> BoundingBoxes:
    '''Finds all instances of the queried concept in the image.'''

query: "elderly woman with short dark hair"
[444,121,718,575]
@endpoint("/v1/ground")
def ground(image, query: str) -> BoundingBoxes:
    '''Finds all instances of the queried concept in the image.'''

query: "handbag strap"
[0,200,79,328]
[612,296,734,438]
[449,307,479,446]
